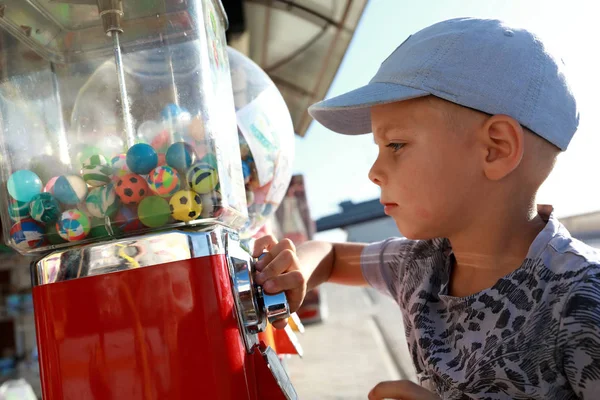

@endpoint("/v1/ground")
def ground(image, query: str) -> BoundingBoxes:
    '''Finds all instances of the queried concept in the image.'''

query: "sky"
[292,0,600,236]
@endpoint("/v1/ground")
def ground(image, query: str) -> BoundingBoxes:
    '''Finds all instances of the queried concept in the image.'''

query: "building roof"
[239,0,369,136]
[316,198,385,232]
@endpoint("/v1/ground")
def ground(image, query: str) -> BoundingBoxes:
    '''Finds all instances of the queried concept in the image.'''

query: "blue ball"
[242,160,251,183]
[166,142,197,172]
[161,103,188,120]
[7,170,42,203]
[126,143,158,175]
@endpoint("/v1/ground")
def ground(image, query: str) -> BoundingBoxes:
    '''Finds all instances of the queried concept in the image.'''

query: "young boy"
[253,17,600,400]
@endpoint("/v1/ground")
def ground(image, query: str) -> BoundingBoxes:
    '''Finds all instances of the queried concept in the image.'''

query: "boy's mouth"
[381,201,398,215]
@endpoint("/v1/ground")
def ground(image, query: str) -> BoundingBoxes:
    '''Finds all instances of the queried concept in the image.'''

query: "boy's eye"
[386,143,405,152]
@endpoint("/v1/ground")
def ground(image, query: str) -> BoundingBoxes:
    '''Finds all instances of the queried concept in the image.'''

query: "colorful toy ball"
[147,166,181,198]
[113,205,143,233]
[7,170,42,203]
[138,196,171,228]
[166,142,197,172]
[111,154,130,181]
[57,209,91,242]
[8,199,30,221]
[242,160,252,184]
[115,173,149,205]
[126,143,158,175]
[86,184,120,218]
[44,176,59,194]
[53,175,88,205]
[200,191,223,218]
[81,154,113,187]
[187,163,219,194]
[150,130,172,154]
[10,218,45,250]
[29,193,61,224]
[169,190,203,222]
[161,103,186,120]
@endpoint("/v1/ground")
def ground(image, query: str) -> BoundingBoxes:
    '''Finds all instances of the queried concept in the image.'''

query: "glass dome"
[227,47,295,240]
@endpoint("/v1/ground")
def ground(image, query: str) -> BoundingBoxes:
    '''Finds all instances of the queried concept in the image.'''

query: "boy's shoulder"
[544,224,600,278]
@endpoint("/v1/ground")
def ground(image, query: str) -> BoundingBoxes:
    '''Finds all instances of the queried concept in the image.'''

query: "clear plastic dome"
[0,0,248,254]
[227,47,295,240]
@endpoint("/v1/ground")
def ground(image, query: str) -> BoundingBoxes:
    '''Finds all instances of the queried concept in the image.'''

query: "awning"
[235,0,368,136]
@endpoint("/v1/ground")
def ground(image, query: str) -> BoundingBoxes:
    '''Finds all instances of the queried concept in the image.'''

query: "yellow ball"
[187,162,219,194]
[169,190,203,222]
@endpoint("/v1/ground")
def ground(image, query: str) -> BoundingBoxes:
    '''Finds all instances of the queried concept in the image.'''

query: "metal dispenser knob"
[225,232,292,351]
[257,286,290,325]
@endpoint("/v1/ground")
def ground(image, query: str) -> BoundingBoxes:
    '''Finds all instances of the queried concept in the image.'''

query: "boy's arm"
[297,241,369,290]
[559,272,600,398]
[252,237,367,319]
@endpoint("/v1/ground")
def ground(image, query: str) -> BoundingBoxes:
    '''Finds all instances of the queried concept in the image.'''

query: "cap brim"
[308,82,429,135]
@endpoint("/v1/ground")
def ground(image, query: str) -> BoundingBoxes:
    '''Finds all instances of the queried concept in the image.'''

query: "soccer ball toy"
[115,173,149,205]
[169,190,203,222]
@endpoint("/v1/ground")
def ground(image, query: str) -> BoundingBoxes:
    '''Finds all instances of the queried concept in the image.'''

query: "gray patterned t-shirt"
[361,208,600,399]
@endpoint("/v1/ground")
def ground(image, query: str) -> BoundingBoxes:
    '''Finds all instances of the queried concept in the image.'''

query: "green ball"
[138,196,170,228]
[77,146,105,166]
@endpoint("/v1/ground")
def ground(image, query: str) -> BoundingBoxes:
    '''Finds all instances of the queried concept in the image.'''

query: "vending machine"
[0,1,298,398]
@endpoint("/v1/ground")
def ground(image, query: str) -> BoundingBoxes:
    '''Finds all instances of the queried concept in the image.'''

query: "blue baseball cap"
[308,17,579,150]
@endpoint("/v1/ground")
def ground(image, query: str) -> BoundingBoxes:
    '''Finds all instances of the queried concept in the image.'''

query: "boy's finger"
[255,252,273,272]
[251,235,278,257]
[255,249,297,284]
[262,270,306,313]
[268,238,296,256]
[271,319,288,330]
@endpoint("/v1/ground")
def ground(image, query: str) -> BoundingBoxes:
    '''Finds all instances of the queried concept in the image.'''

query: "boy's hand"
[368,380,440,400]
[252,235,307,329]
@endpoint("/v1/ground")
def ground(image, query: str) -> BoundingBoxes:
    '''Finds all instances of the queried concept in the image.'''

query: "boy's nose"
[368,161,384,186]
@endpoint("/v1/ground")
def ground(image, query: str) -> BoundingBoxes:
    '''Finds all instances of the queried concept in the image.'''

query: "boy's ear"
[479,114,524,181]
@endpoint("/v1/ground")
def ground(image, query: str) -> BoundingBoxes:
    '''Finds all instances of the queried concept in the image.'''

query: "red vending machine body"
[31,228,297,400]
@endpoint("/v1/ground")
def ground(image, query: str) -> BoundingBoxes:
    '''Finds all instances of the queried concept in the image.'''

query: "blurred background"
[1,1,598,398]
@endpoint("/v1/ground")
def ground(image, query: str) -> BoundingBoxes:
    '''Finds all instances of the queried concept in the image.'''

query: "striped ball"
[86,184,120,218]
[81,154,113,186]
[147,166,181,198]
[53,175,88,205]
[186,162,219,194]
